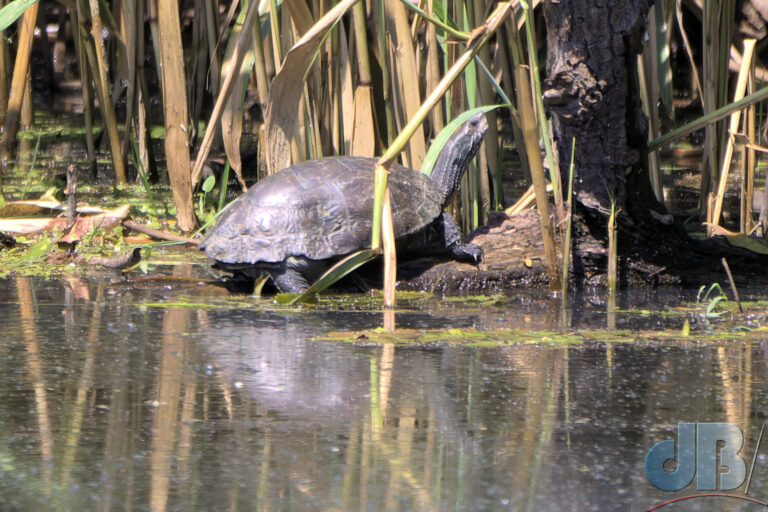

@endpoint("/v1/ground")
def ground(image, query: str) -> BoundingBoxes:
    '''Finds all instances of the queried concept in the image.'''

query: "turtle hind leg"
[224,272,258,294]
[272,257,331,293]
[271,264,311,293]
[437,212,483,263]
[213,261,311,293]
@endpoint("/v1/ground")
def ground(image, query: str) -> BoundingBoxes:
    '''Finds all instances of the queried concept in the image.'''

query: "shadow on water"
[1,272,768,511]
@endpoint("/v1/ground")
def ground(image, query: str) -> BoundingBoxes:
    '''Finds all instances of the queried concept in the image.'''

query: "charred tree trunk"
[543,0,653,216]
[540,0,768,287]
[542,0,695,284]
[395,0,768,293]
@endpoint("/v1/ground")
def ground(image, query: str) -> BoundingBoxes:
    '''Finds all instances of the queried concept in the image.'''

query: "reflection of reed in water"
[17,277,53,491]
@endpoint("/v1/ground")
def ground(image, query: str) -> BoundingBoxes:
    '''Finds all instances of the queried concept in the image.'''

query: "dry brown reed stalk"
[81,0,127,184]
[0,2,39,181]
[710,39,756,233]
[516,65,559,289]
[157,0,195,230]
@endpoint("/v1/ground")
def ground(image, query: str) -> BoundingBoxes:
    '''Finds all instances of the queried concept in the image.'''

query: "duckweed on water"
[317,324,768,346]
[319,291,509,310]
[0,249,60,279]
[139,299,258,310]
[613,307,684,317]
[319,327,589,346]
[441,293,508,305]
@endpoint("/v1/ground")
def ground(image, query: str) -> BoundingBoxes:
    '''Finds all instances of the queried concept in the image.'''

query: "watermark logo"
[645,422,746,491]
[644,422,768,511]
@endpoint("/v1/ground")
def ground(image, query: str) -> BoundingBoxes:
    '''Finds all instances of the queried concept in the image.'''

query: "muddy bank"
[397,210,768,294]
[397,211,551,293]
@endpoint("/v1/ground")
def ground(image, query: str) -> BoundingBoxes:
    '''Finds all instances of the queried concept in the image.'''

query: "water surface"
[0,274,766,511]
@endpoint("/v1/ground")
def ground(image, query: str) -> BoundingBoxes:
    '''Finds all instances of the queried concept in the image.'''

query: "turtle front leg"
[436,212,483,263]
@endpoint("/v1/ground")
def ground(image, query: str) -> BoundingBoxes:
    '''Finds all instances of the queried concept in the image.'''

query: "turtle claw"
[452,243,483,264]
[465,244,483,264]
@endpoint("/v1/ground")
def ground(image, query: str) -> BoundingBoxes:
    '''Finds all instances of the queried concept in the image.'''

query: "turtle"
[200,113,489,293]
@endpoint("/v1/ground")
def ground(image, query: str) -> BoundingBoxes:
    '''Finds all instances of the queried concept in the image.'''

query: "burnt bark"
[543,0,654,217]
[541,0,688,282]
[540,0,768,286]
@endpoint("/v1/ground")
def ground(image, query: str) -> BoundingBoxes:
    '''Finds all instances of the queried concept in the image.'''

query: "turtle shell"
[200,156,443,264]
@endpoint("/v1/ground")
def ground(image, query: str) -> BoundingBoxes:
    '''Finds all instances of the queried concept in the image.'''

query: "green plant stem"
[268,0,282,62]
[217,161,231,212]
[607,201,617,293]
[352,0,372,85]
[251,14,270,108]
[648,87,768,152]
[561,137,575,299]
[517,65,560,287]
[130,133,157,212]
[371,2,514,249]
[522,1,562,217]
[20,130,41,200]
[398,0,469,41]
[378,4,512,165]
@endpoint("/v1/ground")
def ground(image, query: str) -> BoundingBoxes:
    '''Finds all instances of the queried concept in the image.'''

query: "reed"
[744,68,756,235]
[638,55,663,202]
[701,0,736,219]
[522,1,562,217]
[607,200,618,294]
[130,135,157,212]
[561,138,576,299]
[156,0,195,231]
[648,85,768,151]
[0,1,38,181]
[710,39,756,232]
[81,0,127,184]
[516,64,560,288]
[191,0,261,186]
[373,2,514,249]
[217,161,231,212]
[221,1,258,191]
[350,0,376,156]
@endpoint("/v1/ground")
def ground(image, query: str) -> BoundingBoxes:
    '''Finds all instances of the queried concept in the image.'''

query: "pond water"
[1,271,768,511]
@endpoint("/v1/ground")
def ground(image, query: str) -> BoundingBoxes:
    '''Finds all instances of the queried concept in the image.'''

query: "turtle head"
[430,113,489,207]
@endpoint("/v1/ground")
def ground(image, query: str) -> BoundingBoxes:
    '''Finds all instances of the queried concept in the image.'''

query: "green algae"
[613,307,684,317]
[441,293,508,305]
[319,327,586,346]
[135,290,304,313]
[316,324,768,347]
[140,300,256,310]
[318,327,613,346]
